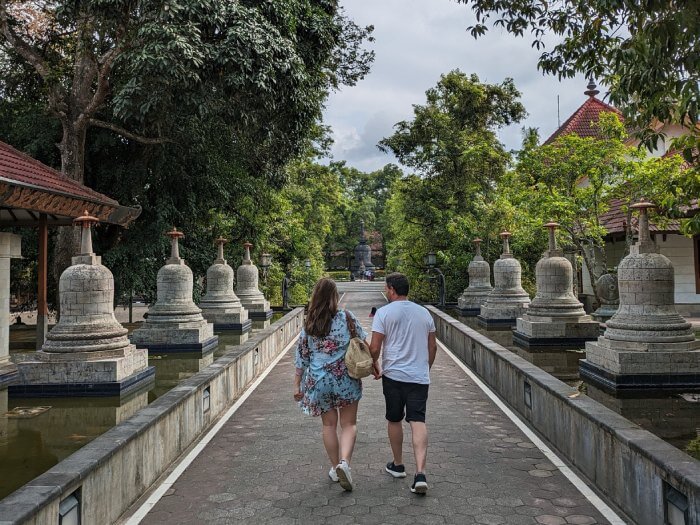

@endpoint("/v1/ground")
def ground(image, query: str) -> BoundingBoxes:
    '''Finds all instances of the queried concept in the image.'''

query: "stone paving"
[139,283,612,525]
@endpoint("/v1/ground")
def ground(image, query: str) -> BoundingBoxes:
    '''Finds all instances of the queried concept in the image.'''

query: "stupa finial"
[166,227,184,262]
[630,198,656,251]
[544,221,559,252]
[473,238,483,257]
[242,242,253,265]
[74,210,99,255]
[215,236,228,262]
[584,78,600,97]
[500,231,511,255]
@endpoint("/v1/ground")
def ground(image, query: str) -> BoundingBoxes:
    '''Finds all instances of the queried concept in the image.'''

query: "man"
[370,272,437,495]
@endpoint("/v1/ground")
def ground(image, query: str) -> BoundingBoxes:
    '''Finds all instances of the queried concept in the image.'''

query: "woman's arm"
[293,331,310,400]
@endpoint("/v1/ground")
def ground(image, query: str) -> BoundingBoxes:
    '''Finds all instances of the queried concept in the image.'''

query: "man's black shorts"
[382,375,429,423]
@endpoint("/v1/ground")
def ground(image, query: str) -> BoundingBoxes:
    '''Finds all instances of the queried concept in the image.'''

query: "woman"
[294,278,368,492]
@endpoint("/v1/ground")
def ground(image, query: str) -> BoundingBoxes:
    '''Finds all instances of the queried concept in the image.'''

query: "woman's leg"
[321,409,340,466]
[338,401,359,463]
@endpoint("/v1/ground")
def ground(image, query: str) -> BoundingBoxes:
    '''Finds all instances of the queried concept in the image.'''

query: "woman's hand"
[372,360,382,380]
[293,388,303,401]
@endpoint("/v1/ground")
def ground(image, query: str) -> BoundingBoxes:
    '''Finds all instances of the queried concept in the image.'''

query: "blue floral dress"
[295,310,368,416]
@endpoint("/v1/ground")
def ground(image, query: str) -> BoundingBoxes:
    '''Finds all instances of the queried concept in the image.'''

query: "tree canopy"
[461,0,700,161]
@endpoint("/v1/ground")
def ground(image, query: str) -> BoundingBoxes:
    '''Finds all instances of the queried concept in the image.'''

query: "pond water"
[448,310,700,462]
[0,312,285,500]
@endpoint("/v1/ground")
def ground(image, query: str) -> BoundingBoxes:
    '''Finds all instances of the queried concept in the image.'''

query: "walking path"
[127,283,619,524]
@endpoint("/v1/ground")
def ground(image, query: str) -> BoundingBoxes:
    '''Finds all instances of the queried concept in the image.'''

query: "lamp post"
[304,258,312,299]
[424,251,445,307]
[260,252,272,283]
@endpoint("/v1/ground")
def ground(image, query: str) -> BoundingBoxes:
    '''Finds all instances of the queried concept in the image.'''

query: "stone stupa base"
[591,305,618,324]
[477,303,529,328]
[581,337,700,392]
[130,320,218,355]
[238,299,273,321]
[457,294,490,316]
[0,361,17,388]
[9,345,155,397]
[201,308,252,335]
[513,315,600,349]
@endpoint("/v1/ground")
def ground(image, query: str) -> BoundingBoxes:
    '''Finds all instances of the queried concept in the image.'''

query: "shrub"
[325,270,351,281]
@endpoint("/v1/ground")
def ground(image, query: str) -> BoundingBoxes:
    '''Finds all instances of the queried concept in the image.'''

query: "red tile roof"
[0,140,118,205]
[598,198,699,236]
[544,96,623,145]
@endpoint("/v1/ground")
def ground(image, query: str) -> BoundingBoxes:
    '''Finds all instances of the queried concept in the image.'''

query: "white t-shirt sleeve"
[371,308,386,334]
[428,313,436,333]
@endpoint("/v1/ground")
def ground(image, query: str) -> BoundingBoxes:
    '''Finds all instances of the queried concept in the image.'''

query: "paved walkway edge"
[123,337,297,524]
[438,340,625,524]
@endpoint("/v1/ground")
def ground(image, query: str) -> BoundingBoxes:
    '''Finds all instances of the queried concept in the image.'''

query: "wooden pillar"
[36,214,48,350]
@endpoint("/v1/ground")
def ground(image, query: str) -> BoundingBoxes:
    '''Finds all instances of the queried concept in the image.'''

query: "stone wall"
[428,306,700,525]
[0,308,304,525]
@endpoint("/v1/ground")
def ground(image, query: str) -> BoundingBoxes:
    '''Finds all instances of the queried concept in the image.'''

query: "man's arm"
[428,332,437,369]
[369,331,384,361]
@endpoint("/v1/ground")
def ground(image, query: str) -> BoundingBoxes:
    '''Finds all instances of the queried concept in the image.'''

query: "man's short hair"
[386,272,409,296]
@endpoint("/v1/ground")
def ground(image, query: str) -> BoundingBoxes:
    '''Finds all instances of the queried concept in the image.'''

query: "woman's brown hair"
[305,278,339,337]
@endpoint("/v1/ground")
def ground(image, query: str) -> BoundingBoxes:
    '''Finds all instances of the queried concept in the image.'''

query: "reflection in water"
[586,385,700,456]
[453,311,585,381]
[148,352,214,400]
[0,388,148,499]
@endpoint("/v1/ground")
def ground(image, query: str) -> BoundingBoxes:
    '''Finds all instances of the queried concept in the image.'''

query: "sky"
[323,0,590,173]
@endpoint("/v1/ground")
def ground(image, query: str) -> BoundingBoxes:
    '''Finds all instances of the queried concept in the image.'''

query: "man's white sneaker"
[328,467,339,482]
[335,460,353,491]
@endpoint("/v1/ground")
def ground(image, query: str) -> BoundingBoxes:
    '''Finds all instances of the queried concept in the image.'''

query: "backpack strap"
[344,310,358,339]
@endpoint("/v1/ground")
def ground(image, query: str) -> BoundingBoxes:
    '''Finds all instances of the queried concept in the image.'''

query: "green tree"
[0,0,374,183]
[378,71,527,302]
[462,0,700,158]
[513,112,688,299]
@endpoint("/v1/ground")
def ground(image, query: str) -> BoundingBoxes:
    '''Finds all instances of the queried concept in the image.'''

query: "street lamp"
[260,252,272,283]
[424,251,445,307]
[303,258,312,301]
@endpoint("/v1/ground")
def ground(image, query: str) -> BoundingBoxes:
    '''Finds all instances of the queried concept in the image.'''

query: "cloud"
[325,0,591,171]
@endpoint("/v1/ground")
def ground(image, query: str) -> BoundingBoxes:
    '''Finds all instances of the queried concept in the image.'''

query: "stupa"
[198,237,251,337]
[477,231,531,327]
[350,220,375,278]
[513,222,599,348]
[457,238,493,316]
[12,212,154,396]
[591,273,619,323]
[581,201,700,391]
[130,228,218,354]
[235,242,273,322]
[0,232,21,387]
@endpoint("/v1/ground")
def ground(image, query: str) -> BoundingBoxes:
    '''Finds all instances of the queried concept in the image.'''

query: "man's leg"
[406,383,429,474]
[388,420,404,465]
[383,376,406,466]
[409,421,428,473]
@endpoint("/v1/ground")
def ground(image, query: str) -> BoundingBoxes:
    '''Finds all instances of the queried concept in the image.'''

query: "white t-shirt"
[372,300,436,385]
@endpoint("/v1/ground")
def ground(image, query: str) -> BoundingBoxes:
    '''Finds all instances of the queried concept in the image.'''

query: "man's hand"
[372,360,382,380]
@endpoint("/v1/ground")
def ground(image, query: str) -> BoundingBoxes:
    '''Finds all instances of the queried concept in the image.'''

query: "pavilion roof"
[0,140,140,227]
[544,96,623,145]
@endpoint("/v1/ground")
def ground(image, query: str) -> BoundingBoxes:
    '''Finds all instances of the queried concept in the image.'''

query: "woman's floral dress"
[295,310,368,416]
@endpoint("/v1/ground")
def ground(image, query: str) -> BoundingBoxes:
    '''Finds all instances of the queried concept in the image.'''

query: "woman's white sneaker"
[328,467,339,482]
[335,460,353,491]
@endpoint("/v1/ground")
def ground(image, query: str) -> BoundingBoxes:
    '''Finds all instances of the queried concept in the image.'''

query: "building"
[544,82,700,316]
